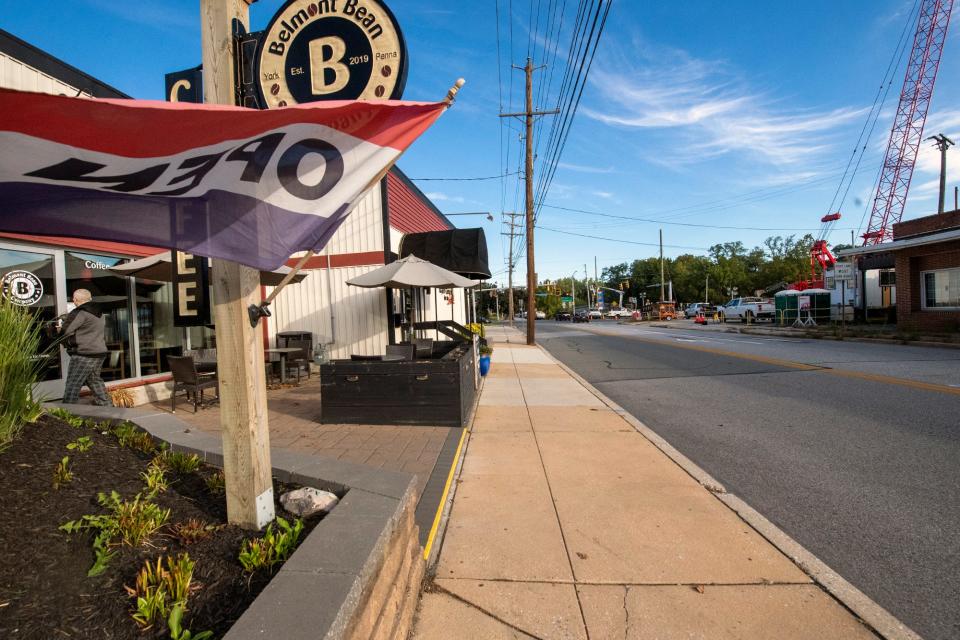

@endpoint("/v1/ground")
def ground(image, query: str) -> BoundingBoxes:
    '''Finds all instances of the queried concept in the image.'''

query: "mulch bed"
[0,413,330,639]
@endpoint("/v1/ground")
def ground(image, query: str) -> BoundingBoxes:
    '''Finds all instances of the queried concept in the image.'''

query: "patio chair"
[386,344,415,361]
[282,339,312,384]
[413,338,434,359]
[168,355,219,413]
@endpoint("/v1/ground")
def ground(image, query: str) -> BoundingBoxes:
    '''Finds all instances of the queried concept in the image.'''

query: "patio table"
[264,347,303,384]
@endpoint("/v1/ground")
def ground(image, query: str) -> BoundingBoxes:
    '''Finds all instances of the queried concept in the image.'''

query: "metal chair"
[282,339,312,384]
[386,344,415,361]
[167,355,219,413]
[413,338,434,359]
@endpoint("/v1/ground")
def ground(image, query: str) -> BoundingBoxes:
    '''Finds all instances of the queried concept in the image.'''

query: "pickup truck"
[719,297,775,323]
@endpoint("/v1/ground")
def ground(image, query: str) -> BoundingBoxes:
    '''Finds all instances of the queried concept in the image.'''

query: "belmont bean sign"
[256,0,407,108]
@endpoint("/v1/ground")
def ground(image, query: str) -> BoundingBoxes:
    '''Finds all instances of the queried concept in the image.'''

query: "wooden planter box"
[320,343,477,427]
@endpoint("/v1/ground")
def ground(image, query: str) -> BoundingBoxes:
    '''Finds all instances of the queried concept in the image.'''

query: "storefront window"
[922,268,960,309]
[0,247,61,381]
[65,251,133,382]
[136,279,185,375]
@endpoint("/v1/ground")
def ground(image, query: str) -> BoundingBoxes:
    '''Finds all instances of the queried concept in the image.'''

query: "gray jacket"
[62,303,108,357]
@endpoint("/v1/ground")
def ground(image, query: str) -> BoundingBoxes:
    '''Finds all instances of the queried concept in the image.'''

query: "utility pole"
[705,273,709,304]
[500,58,558,345]
[201,0,274,530]
[928,133,954,214]
[501,212,522,327]
[584,263,590,308]
[659,229,665,303]
[594,256,598,311]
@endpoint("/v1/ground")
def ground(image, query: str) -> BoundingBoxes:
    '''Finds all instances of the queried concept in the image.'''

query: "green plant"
[238,517,305,573]
[171,519,218,545]
[126,554,197,630]
[60,491,171,575]
[204,470,225,495]
[168,603,213,640]
[479,344,494,355]
[141,462,168,497]
[155,450,202,474]
[66,435,94,452]
[112,422,156,454]
[0,297,45,448]
[47,407,86,428]
[52,456,73,489]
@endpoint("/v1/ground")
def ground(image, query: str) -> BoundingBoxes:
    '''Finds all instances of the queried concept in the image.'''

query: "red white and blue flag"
[0,89,446,271]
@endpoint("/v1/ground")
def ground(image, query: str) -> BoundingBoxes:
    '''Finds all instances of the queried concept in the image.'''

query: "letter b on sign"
[309,37,349,95]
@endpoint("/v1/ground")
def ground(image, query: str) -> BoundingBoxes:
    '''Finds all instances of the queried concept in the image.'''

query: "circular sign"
[256,0,408,108]
[2,270,44,306]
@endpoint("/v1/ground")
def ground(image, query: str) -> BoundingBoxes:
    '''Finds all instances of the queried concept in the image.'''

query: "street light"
[446,212,495,221]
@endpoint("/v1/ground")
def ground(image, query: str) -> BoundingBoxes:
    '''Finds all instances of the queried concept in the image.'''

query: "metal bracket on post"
[247,302,271,327]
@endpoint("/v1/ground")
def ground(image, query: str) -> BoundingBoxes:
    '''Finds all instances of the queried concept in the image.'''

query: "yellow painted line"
[422,426,469,560]
[588,327,960,397]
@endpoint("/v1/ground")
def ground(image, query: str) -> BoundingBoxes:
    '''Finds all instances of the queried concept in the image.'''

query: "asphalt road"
[533,320,960,640]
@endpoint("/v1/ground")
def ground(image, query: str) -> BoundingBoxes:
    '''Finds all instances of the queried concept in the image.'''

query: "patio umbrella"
[344,255,478,289]
[109,251,308,286]
[346,255,478,340]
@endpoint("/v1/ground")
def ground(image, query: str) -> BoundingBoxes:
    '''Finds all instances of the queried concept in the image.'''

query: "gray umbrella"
[345,255,478,289]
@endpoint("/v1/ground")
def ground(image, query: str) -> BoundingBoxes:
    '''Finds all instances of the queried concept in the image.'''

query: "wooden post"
[201,0,275,530]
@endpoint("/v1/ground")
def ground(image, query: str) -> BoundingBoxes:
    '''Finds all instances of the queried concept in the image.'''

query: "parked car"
[588,309,603,319]
[573,310,590,323]
[605,308,632,319]
[554,310,572,321]
[683,303,716,319]
[535,310,546,320]
[719,297,775,323]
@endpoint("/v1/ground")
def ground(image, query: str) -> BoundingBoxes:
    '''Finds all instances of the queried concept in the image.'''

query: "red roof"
[0,232,164,257]
[386,169,453,234]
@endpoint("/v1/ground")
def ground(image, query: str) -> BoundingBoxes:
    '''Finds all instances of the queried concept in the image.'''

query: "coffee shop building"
[0,29,486,404]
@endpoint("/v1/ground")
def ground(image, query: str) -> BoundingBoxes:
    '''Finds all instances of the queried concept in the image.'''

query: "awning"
[398,228,491,279]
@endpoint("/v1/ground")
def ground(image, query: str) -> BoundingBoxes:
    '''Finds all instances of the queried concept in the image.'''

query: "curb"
[536,346,921,640]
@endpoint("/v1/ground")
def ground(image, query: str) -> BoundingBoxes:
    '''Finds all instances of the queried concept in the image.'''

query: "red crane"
[862,0,954,245]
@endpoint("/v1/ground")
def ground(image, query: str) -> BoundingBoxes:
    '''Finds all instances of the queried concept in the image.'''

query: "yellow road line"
[586,327,960,397]
[422,426,469,560]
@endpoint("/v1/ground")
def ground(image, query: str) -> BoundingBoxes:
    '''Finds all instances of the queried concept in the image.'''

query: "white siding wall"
[0,52,91,96]
[267,263,388,360]
[268,188,389,359]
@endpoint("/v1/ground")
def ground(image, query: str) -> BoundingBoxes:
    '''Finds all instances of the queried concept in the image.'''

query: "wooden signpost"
[201,0,275,530]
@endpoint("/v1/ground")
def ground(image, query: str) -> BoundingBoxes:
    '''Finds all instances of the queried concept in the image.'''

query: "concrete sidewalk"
[411,325,877,639]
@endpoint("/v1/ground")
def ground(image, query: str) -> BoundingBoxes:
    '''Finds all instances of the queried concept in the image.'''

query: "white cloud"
[424,192,465,204]
[591,190,615,200]
[582,38,865,168]
[557,162,616,174]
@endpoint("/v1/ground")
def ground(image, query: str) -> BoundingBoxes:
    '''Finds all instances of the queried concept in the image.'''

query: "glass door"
[0,243,66,398]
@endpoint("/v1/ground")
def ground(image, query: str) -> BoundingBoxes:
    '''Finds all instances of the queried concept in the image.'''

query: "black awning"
[398,228,491,280]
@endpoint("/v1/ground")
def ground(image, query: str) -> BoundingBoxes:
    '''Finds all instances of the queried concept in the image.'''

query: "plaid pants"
[63,354,110,406]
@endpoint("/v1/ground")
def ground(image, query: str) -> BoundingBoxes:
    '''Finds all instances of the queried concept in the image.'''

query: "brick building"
[838,208,960,332]
[890,209,960,332]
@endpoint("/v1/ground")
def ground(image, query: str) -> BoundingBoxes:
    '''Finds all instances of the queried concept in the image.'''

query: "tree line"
[476,234,839,319]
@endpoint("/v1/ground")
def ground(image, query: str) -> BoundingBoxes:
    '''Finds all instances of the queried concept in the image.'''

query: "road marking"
[583,327,960,396]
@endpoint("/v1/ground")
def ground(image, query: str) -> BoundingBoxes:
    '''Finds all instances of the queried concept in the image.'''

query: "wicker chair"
[168,355,219,413]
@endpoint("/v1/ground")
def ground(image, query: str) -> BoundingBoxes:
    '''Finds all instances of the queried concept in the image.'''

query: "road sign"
[561,296,573,303]
[834,262,854,281]
[628,296,637,304]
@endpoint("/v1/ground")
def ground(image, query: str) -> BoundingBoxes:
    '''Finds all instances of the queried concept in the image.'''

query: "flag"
[0,88,447,271]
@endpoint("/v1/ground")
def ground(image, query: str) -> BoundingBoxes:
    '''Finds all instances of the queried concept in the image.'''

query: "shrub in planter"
[478,344,493,377]
[0,297,45,448]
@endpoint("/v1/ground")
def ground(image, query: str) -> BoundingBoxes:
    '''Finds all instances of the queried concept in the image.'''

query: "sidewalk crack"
[623,585,631,640]
[431,583,543,639]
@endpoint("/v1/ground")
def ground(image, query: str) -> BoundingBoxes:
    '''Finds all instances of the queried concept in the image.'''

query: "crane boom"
[862,0,954,245]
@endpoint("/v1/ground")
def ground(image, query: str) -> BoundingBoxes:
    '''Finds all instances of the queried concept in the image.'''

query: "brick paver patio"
[151,378,451,497]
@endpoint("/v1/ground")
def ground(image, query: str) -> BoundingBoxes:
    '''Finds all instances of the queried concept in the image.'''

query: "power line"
[540,203,861,232]
[537,225,710,251]
[410,171,520,182]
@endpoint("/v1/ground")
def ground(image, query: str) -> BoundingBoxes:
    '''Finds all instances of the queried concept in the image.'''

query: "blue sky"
[2,0,958,285]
